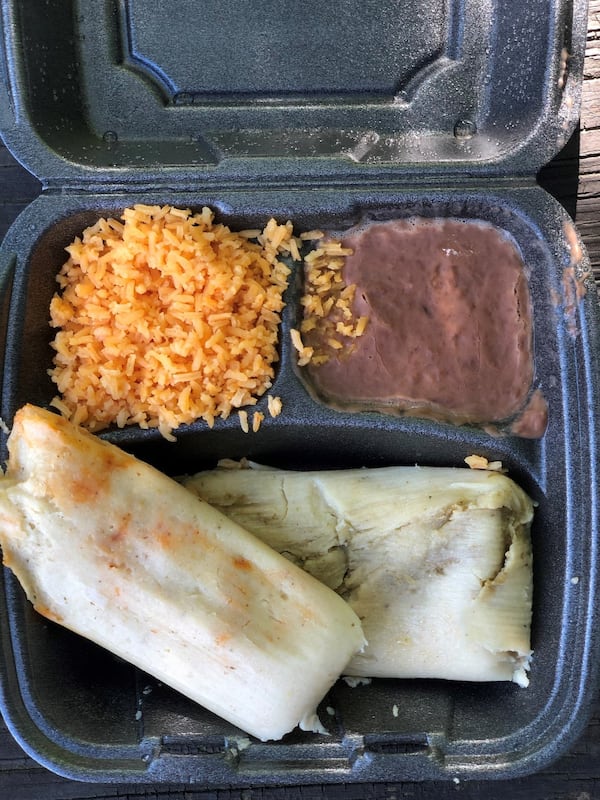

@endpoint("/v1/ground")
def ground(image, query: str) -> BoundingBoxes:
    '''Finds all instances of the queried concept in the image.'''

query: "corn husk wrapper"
[184,462,534,686]
[0,405,366,741]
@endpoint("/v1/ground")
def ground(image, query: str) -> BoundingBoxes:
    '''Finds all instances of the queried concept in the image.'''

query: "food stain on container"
[557,220,590,338]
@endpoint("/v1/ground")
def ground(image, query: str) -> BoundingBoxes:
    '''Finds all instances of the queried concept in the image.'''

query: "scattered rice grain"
[267,395,282,418]
[252,411,264,432]
[297,236,368,366]
[238,409,249,433]
[290,328,314,366]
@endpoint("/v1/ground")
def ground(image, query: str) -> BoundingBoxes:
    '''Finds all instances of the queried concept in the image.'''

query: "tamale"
[0,405,365,741]
[184,462,535,686]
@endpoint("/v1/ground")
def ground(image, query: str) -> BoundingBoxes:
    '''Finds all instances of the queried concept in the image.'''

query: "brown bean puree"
[301,217,547,437]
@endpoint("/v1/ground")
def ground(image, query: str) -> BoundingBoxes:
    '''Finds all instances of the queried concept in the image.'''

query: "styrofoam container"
[0,0,597,785]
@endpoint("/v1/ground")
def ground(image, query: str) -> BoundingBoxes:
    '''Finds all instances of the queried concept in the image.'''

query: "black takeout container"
[0,0,598,786]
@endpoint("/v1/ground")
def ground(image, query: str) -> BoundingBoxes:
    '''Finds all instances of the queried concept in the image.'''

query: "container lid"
[0,0,589,190]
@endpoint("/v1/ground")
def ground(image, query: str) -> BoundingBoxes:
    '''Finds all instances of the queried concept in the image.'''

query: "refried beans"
[299,217,547,438]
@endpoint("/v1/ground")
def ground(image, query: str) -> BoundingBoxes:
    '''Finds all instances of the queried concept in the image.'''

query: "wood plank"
[578,1,599,282]
[581,78,600,124]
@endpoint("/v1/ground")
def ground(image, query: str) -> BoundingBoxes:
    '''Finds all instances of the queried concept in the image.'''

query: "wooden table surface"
[1,3,599,799]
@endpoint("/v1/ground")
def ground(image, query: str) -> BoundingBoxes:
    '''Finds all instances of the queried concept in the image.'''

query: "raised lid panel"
[0,0,587,185]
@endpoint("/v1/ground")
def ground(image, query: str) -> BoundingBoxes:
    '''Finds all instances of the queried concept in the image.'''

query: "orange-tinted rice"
[49,204,294,439]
